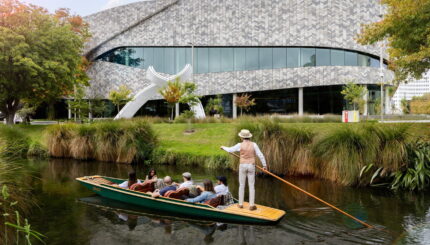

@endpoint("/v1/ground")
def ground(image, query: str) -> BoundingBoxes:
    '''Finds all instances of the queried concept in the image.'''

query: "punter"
[221,129,267,211]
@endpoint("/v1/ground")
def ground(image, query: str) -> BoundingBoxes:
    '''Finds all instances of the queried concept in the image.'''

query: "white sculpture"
[114,65,206,119]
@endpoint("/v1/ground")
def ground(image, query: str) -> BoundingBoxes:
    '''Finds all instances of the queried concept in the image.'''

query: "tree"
[341,82,367,112]
[357,0,430,83]
[159,78,199,120]
[205,95,224,116]
[235,94,256,116]
[108,85,132,113]
[0,1,90,124]
[69,86,89,121]
[401,98,410,114]
[16,102,36,124]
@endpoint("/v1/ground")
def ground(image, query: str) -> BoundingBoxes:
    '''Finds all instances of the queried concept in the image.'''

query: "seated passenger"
[186,179,217,203]
[116,171,142,189]
[145,168,158,182]
[214,176,229,196]
[151,176,177,198]
[177,172,193,189]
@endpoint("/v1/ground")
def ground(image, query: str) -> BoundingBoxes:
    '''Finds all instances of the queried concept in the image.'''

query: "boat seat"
[205,195,224,208]
[130,181,154,193]
[165,187,190,200]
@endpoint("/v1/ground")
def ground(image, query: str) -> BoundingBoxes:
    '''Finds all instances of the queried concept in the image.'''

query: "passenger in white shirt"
[115,171,142,189]
[177,172,194,189]
[214,176,229,196]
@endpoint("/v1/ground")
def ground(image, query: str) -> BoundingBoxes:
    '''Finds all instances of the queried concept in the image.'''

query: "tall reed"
[45,120,158,164]
[312,126,376,185]
[0,126,30,158]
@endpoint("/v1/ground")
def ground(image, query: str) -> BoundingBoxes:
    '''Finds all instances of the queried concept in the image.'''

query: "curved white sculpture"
[114,65,206,119]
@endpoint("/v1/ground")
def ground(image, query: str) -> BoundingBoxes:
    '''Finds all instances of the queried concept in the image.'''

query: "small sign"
[342,110,360,123]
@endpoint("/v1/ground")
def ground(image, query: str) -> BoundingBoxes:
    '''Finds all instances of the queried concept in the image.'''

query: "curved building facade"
[84,0,394,117]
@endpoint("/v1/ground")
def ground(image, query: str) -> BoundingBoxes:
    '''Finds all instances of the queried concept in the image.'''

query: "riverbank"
[3,120,430,189]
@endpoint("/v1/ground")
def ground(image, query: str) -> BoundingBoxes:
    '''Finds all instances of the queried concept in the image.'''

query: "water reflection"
[25,159,430,244]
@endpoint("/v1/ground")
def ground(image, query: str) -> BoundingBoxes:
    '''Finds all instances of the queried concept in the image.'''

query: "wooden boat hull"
[76,176,285,225]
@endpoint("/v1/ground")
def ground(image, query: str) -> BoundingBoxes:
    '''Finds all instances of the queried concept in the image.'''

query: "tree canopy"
[159,78,199,120]
[0,0,90,124]
[341,82,367,112]
[108,85,132,113]
[357,0,430,83]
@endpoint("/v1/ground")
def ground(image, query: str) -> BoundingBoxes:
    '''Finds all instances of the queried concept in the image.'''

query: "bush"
[0,126,30,158]
[45,120,158,164]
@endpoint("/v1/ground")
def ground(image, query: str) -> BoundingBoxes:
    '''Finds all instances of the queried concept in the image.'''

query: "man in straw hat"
[221,129,267,211]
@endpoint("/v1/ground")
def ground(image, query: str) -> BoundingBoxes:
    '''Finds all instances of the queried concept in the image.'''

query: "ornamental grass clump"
[283,127,315,176]
[46,124,77,158]
[0,126,30,158]
[364,124,409,172]
[93,121,121,162]
[70,125,96,160]
[312,126,376,186]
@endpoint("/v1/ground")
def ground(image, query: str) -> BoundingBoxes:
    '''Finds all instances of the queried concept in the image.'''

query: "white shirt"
[214,184,229,196]
[179,180,193,189]
[118,180,142,189]
[222,142,267,167]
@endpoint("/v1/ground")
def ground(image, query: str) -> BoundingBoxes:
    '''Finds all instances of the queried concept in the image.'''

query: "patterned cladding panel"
[87,61,394,98]
[86,0,385,60]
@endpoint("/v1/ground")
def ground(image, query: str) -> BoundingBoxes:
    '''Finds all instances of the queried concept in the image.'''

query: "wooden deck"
[223,202,286,221]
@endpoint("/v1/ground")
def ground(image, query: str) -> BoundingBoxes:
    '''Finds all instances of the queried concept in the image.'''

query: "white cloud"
[102,0,147,11]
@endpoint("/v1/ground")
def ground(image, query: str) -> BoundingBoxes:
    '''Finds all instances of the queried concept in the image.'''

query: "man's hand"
[263,167,267,171]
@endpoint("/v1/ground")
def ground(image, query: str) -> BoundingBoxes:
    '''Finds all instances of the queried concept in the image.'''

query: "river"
[19,159,430,244]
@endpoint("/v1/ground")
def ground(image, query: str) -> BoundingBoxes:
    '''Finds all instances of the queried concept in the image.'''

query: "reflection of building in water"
[391,72,430,113]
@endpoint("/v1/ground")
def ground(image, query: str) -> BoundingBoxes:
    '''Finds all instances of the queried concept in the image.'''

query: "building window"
[301,48,316,67]
[316,48,330,66]
[287,48,300,68]
[331,49,345,66]
[97,46,387,74]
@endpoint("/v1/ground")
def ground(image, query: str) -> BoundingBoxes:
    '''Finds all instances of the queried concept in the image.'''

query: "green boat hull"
[77,177,283,225]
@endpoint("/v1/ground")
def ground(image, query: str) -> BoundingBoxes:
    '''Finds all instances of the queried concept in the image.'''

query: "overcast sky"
[22,0,146,16]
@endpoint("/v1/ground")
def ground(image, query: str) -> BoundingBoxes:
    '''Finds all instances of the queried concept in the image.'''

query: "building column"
[67,100,72,120]
[88,101,93,120]
[363,90,368,116]
[298,88,304,116]
[175,103,180,118]
[232,94,237,119]
[385,86,391,114]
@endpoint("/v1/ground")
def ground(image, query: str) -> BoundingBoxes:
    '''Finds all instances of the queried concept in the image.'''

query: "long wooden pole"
[224,150,374,229]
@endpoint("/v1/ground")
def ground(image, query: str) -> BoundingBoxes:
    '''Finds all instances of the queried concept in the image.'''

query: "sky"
[22,0,146,16]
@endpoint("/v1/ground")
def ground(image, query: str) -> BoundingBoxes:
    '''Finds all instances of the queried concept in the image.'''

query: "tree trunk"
[170,105,174,120]
[117,105,120,113]
[240,107,243,116]
[4,98,20,125]
[47,102,55,120]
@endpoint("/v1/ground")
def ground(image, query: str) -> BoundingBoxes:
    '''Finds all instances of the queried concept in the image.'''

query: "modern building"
[391,72,430,113]
[83,0,394,118]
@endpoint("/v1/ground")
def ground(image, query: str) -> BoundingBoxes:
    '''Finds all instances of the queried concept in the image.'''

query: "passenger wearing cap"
[221,129,267,211]
[177,172,194,189]
[214,176,229,196]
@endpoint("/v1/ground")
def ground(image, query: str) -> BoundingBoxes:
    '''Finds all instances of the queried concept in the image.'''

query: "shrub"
[46,124,77,158]
[70,125,96,160]
[312,126,376,185]
[0,126,30,158]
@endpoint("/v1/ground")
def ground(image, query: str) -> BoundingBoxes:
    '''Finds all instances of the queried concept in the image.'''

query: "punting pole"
[223,150,375,229]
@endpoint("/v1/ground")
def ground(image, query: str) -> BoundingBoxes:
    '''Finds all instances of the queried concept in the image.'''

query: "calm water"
[20,159,430,244]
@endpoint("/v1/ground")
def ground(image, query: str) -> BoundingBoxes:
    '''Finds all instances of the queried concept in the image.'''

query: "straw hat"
[238,129,252,138]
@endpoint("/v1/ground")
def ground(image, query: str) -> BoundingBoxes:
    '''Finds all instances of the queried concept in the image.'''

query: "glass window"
[153,48,165,72]
[164,48,175,74]
[259,48,273,70]
[246,48,259,70]
[143,47,154,69]
[197,48,209,73]
[209,48,221,72]
[316,48,330,66]
[273,48,287,69]
[287,48,300,68]
[234,48,246,71]
[330,49,344,66]
[301,48,316,67]
[184,48,193,73]
[175,48,186,73]
[127,47,143,68]
[370,57,380,68]
[221,48,234,72]
[357,54,370,66]
[345,51,358,66]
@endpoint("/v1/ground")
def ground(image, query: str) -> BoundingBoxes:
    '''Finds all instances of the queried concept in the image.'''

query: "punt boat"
[76,175,286,225]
